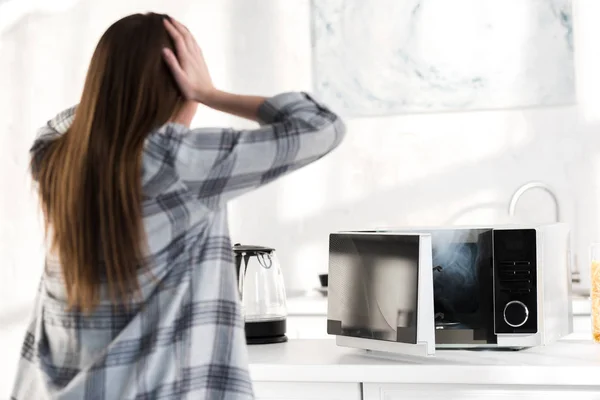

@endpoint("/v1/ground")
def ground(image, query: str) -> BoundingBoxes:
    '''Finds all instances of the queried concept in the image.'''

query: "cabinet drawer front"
[255,382,361,400]
[364,384,600,400]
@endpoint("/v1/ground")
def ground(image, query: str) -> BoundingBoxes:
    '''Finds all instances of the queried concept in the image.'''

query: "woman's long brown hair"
[35,13,184,312]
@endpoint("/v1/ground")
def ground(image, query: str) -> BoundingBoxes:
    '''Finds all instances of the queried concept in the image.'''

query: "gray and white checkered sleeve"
[174,91,346,206]
[30,105,77,181]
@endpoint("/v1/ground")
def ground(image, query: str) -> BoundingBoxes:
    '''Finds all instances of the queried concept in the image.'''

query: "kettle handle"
[234,253,242,281]
[234,251,252,298]
[234,243,245,281]
[257,252,272,269]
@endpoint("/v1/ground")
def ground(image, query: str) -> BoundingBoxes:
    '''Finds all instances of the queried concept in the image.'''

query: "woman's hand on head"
[162,18,215,104]
[163,18,266,122]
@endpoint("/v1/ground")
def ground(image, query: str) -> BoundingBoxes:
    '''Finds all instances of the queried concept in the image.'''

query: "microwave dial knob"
[503,300,529,328]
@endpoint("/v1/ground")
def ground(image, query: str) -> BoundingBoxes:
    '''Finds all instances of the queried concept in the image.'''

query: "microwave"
[327,224,573,356]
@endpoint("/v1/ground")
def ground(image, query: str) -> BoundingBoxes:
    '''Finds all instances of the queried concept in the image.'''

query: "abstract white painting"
[312,0,575,116]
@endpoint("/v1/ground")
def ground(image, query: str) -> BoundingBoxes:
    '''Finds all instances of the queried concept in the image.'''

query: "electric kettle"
[233,244,288,344]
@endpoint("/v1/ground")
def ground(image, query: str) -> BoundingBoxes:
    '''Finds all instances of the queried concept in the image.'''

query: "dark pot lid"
[233,244,275,254]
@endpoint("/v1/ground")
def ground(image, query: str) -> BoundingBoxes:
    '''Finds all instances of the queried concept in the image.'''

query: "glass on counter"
[591,244,600,343]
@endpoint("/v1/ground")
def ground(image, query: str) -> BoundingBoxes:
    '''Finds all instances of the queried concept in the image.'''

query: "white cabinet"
[363,384,600,400]
[254,382,361,400]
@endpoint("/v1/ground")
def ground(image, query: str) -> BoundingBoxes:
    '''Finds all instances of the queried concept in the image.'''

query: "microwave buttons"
[503,300,529,328]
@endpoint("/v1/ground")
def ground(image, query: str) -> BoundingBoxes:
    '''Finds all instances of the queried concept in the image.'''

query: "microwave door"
[327,232,435,357]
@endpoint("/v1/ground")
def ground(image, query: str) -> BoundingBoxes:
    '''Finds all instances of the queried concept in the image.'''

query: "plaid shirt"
[11,92,346,400]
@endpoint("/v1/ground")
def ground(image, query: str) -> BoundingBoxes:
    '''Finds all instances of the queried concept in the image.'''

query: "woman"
[12,13,345,400]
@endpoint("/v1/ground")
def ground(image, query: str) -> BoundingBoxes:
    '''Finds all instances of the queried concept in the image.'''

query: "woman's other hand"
[162,18,215,104]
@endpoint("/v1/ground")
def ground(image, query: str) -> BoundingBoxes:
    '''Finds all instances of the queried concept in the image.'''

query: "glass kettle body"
[234,244,288,344]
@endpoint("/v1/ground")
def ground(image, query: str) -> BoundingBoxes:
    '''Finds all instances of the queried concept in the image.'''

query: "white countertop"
[0,294,593,395]
[248,338,600,386]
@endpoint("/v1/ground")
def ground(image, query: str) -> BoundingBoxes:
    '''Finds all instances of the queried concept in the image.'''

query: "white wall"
[2,0,600,298]
[224,0,600,295]
[2,0,600,396]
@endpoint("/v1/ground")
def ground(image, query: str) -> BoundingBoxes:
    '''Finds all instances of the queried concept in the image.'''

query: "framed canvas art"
[312,0,575,116]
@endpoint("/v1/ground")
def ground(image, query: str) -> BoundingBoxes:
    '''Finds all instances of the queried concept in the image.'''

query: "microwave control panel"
[493,229,538,334]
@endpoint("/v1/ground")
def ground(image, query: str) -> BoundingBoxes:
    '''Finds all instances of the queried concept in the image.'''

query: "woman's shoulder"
[141,124,196,198]
[146,122,237,169]
[149,122,235,144]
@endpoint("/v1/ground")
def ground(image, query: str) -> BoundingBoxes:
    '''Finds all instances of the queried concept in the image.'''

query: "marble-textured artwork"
[312,0,575,116]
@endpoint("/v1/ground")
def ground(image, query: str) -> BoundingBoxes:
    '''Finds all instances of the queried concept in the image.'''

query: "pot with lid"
[233,244,288,344]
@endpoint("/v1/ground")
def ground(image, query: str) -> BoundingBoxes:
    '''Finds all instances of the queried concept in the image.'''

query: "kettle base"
[246,334,288,345]
[245,319,287,345]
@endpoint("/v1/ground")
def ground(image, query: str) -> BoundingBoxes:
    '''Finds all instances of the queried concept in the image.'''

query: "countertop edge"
[249,364,600,386]
[248,339,600,386]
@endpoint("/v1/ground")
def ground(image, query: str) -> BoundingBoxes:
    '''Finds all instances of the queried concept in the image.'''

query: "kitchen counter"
[249,338,600,399]
[248,338,600,387]
[0,295,595,399]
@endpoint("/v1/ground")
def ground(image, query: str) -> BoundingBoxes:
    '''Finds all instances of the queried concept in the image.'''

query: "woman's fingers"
[162,48,193,99]
[162,16,214,103]
[162,48,183,76]
[170,18,196,53]
[171,18,188,34]
[163,19,188,57]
